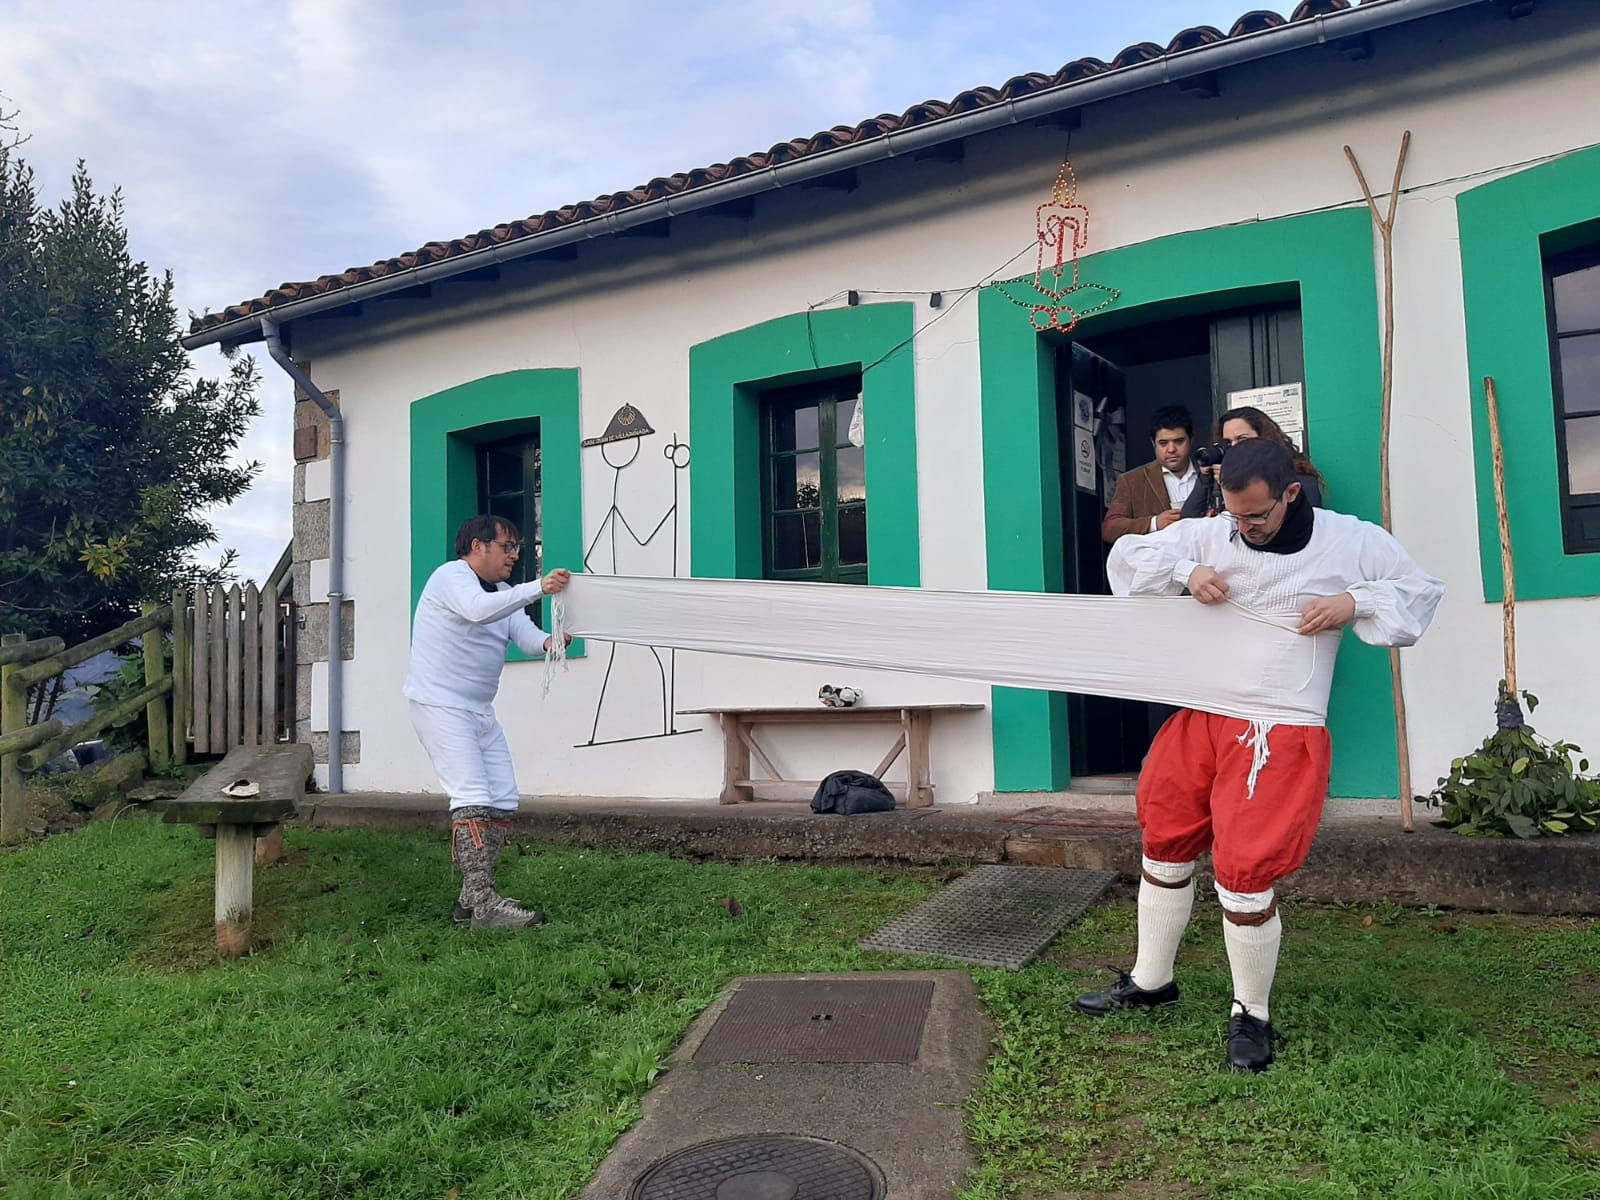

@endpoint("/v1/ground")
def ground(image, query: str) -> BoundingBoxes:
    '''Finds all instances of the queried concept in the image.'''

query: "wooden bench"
[157,743,313,957]
[679,704,982,809]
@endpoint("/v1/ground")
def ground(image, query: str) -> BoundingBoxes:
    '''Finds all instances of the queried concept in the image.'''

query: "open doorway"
[1054,300,1304,782]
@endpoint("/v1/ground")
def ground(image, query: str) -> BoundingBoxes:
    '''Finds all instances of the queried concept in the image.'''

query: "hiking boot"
[1075,969,1181,1017]
[467,895,548,930]
[1226,1008,1276,1073]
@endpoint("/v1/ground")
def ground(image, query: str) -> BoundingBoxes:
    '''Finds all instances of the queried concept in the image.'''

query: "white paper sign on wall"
[1074,426,1096,491]
[1226,382,1307,450]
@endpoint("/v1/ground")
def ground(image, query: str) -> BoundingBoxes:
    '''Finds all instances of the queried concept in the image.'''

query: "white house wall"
[292,1,1600,801]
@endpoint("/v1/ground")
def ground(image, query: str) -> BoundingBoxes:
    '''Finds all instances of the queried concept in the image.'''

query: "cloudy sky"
[2,0,1249,582]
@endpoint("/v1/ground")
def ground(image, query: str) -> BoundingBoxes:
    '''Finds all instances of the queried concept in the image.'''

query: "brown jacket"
[1101,460,1178,545]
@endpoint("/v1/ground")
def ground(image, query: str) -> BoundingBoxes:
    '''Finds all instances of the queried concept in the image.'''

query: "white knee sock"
[1223,912,1282,1023]
[1129,858,1195,991]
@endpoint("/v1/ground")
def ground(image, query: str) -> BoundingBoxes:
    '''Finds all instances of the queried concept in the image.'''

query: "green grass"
[962,893,1600,1199]
[1,820,935,1199]
[4,822,1598,1199]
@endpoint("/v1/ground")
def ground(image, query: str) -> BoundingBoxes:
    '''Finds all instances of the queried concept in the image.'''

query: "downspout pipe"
[261,317,344,794]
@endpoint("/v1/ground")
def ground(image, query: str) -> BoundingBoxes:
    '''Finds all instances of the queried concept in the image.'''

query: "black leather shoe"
[1226,1008,1276,1073]
[1075,969,1181,1017]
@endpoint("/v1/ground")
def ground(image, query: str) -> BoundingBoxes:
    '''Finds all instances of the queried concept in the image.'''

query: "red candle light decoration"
[998,158,1119,333]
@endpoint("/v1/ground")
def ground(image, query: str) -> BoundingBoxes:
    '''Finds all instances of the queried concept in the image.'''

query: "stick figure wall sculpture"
[578,403,696,747]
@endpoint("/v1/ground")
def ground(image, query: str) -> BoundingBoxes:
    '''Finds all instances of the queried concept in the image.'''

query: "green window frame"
[1543,243,1600,555]
[476,430,544,584]
[760,377,868,583]
[410,369,584,661]
[1458,143,1600,600]
[689,303,919,587]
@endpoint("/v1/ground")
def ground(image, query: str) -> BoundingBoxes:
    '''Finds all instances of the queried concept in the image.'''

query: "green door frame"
[980,207,1397,797]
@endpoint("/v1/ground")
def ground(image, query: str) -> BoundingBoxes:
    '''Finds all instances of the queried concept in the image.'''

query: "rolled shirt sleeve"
[1345,525,1446,648]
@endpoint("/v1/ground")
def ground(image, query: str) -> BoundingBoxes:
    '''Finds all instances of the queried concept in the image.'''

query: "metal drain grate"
[860,865,1116,969]
[693,977,933,1064]
[630,1134,885,1200]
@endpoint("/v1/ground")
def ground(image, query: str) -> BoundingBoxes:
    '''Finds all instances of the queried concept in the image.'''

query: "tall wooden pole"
[1484,377,1518,694]
[1345,132,1415,830]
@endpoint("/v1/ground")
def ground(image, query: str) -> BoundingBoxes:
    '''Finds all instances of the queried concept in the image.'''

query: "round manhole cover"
[629,1134,885,1200]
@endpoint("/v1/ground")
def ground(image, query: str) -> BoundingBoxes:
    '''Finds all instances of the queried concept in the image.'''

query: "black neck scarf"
[1235,489,1315,555]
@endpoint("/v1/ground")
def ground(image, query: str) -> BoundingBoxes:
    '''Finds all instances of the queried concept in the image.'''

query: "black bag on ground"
[811,770,896,815]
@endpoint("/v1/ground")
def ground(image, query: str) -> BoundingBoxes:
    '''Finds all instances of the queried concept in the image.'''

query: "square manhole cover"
[693,977,934,1064]
[860,865,1116,969]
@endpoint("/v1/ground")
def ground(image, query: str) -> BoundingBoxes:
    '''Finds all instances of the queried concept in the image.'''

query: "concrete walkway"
[297,792,1600,914]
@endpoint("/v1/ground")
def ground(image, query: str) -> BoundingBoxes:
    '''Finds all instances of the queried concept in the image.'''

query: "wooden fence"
[0,581,295,844]
[181,581,295,755]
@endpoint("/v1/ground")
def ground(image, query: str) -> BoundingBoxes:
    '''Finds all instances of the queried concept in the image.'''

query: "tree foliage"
[0,146,261,647]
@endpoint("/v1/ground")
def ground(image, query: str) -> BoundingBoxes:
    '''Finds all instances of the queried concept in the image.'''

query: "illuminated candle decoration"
[997,158,1119,333]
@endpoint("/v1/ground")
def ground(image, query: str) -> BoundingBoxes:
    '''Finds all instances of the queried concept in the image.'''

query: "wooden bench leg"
[215,824,254,958]
[719,714,753,805]
[906,708,934,809]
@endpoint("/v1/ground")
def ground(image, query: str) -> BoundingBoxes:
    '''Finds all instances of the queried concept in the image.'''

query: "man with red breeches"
[1076,439,1444,1072]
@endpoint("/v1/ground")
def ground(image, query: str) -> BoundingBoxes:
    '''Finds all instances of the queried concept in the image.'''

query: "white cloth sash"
[551,574,1338,727]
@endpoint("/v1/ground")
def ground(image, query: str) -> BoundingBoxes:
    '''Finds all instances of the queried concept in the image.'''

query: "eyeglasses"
[479,538,525,556]
[1228,496,1284,528]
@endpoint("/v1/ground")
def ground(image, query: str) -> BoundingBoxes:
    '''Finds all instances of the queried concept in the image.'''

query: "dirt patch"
[133,847,319,972]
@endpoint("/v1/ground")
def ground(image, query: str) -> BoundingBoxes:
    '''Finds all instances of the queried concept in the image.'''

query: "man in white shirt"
[1077,440,1444,1072]
[1101,406,1199,544]
[404,515,571,929]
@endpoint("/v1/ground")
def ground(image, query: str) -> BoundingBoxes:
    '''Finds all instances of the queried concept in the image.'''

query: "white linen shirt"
[403,560,550,713]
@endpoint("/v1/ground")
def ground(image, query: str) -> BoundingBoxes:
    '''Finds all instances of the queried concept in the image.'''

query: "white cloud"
[2,0,1249,588]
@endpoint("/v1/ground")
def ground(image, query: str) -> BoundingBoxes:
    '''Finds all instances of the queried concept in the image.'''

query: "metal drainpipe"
[261,318,344,793]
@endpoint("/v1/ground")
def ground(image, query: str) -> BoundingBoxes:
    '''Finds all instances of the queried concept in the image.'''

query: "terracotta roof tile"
[192,1,1394,335]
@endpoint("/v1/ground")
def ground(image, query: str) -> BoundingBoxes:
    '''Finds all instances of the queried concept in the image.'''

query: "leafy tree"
[0,144,261,654]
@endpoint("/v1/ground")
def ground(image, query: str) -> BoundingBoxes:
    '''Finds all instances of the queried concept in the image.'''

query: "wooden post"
[719,713,752,804]
[171,588,190,766]
[905,708,934,809]
[226,584,244,749]
[1484,376,1519,694]
[209,583,227,750]
[142,604,171,772]
[192,584,211,755]
[1,633,27,845]
[214,823,255,958]
[260,580,279,745]
[243,583,261,747]
[1346,132,1417,831]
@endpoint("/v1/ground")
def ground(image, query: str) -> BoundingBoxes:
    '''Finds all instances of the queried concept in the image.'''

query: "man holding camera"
[1100,406,1200,544]
[1078,440,1443,1073]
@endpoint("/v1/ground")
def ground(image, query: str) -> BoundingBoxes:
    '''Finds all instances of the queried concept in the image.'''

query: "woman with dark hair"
[1182,405,1324,517]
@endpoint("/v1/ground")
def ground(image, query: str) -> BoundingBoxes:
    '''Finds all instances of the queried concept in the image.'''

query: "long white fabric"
[552,574,1341,725]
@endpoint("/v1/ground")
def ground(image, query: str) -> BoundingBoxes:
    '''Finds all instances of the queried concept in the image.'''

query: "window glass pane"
[1553,259,1600,334]
[1566,415,1600,495]
[836,394,859,446]
[772,511,821,570]
[836,445,866,503]
[1557,333,1600,415]
[839,504,868,565]
[771,452,821,510]
[487,445,525,496]
[771,404,820,453]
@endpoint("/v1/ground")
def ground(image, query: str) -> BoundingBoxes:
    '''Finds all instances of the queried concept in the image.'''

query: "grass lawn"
[3,820,1597,1199]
